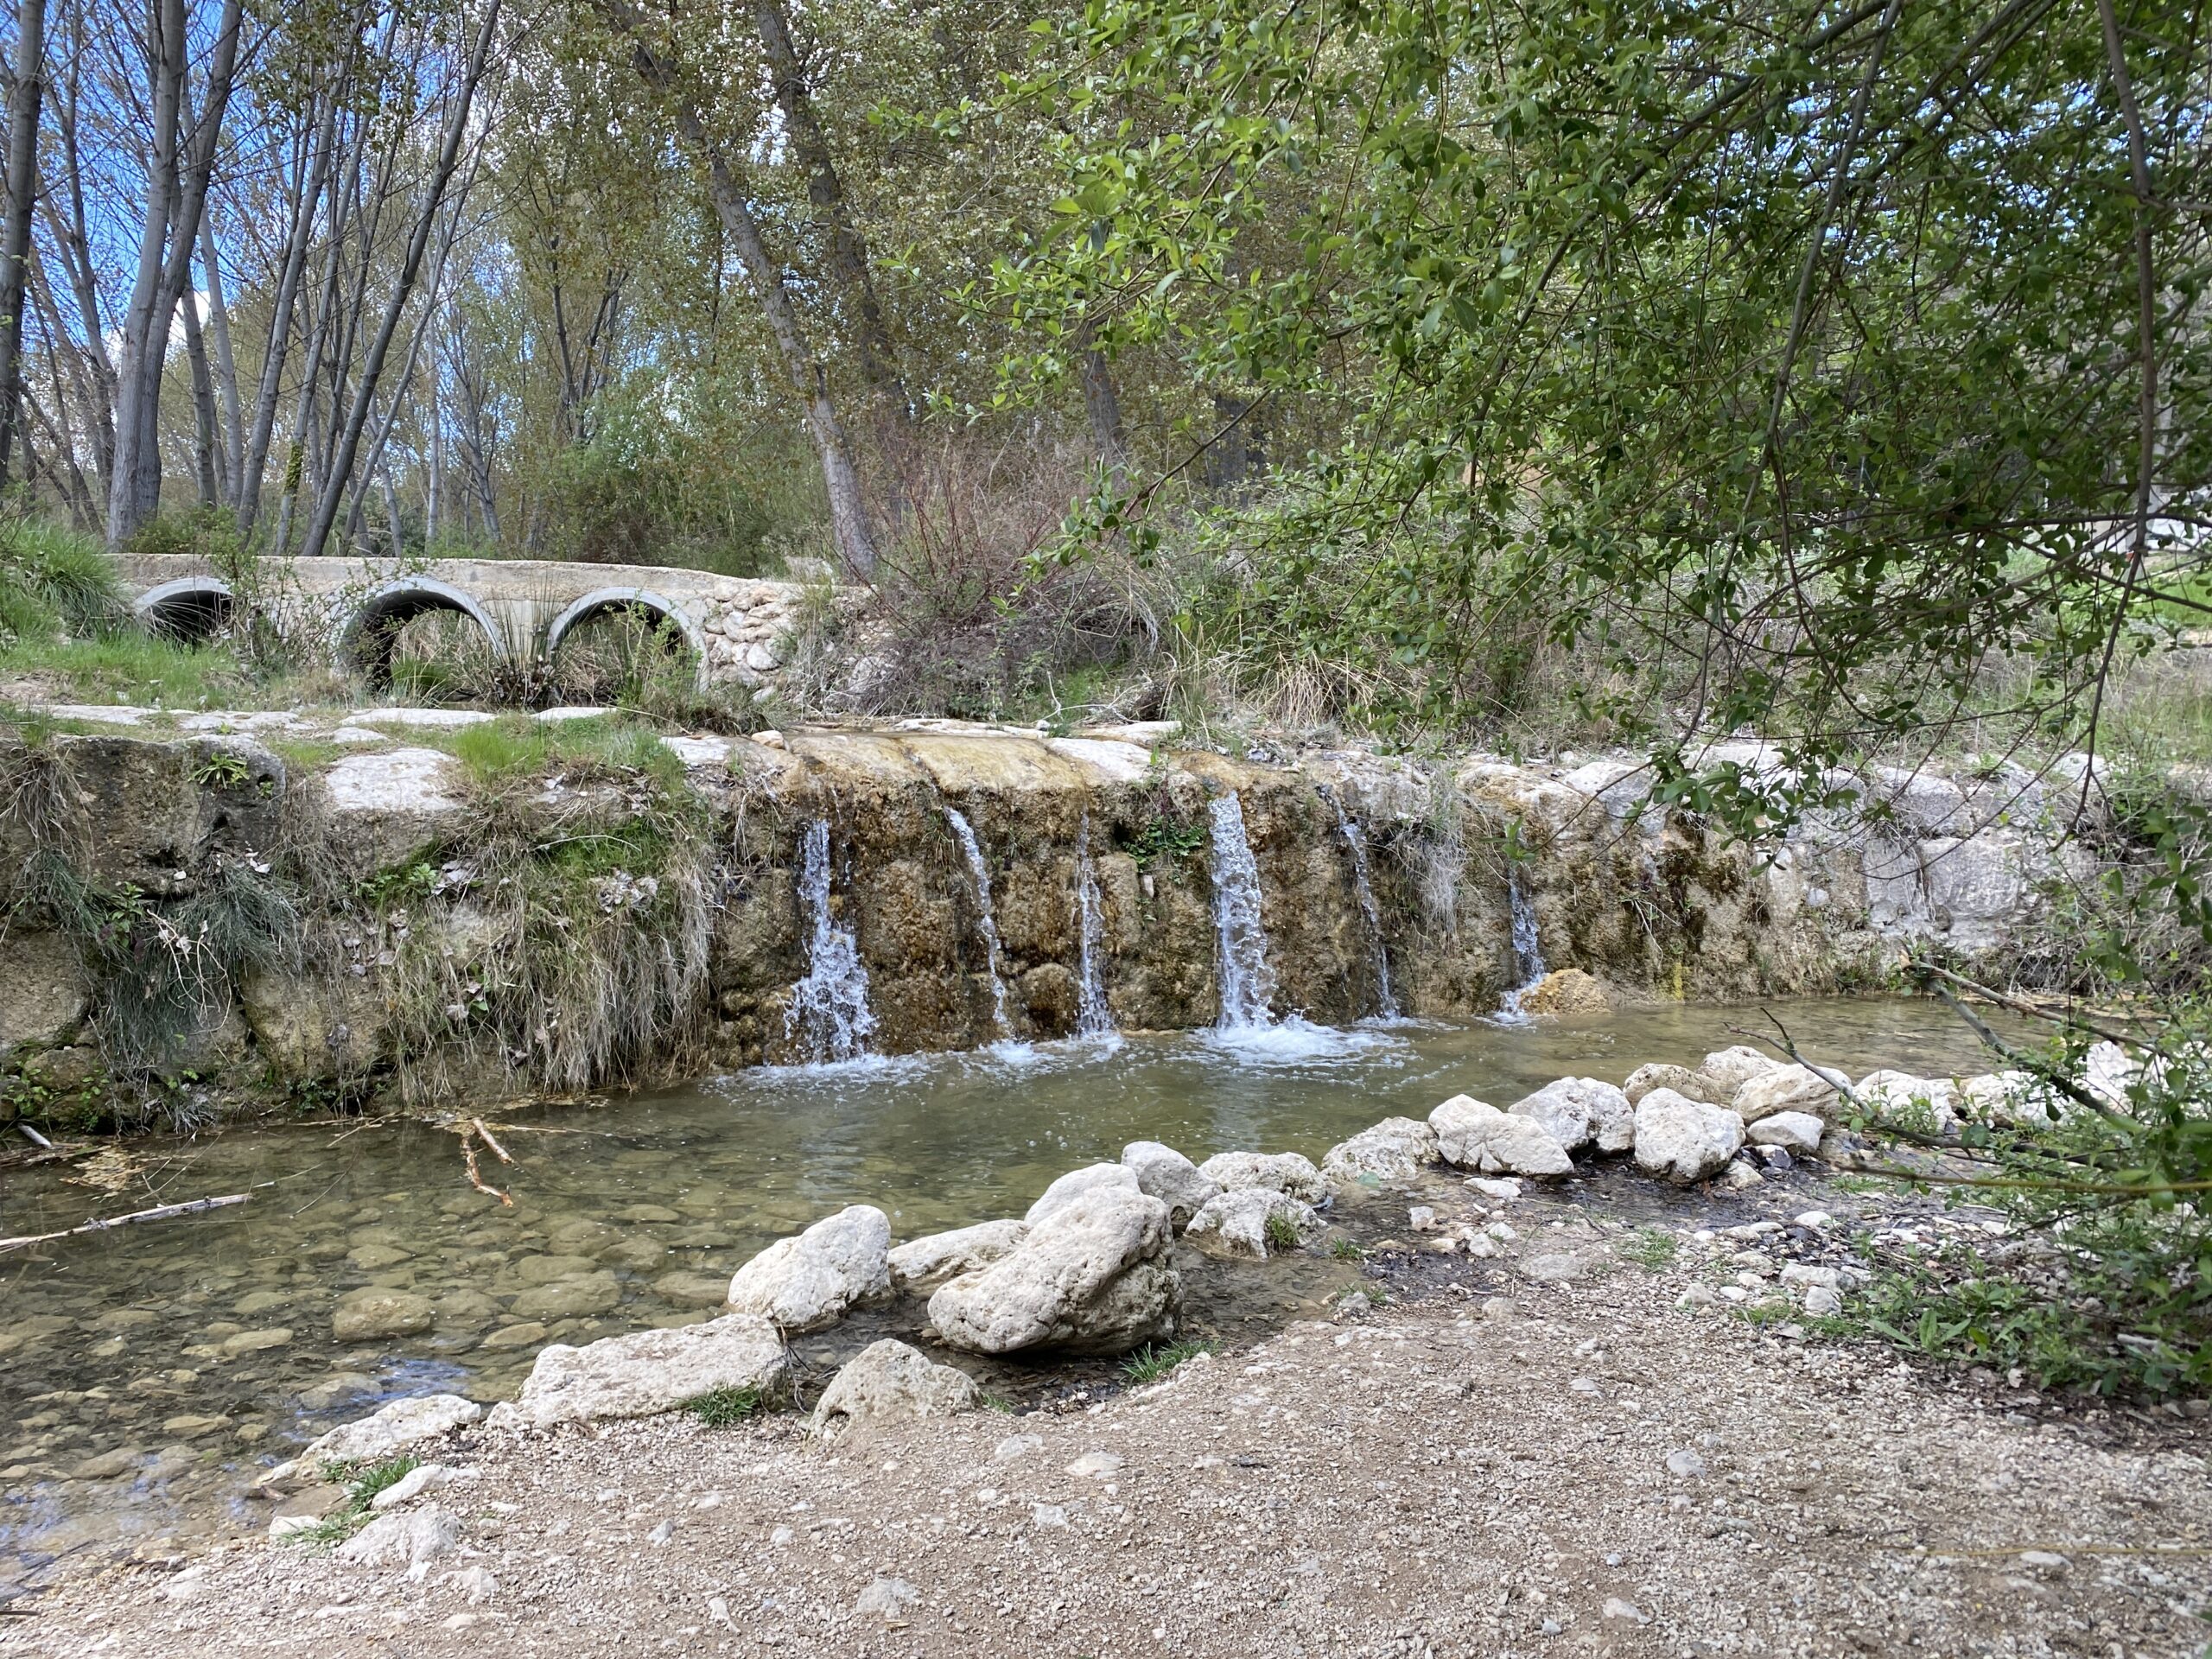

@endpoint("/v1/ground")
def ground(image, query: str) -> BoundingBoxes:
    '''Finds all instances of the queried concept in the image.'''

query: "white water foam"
[1495,867,1548,1023]
[1207,792,1280,1031]
[1072,811,1121,1046]
[1332,798,1400,1020]
[785,819,878,1063]
[944,806,1020,1048]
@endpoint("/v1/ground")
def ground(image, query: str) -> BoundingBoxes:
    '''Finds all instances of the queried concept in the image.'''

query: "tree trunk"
[751,0,906,426]
[0,0,47,487]
[238,97,340,537]
[297,0,498,561]
[181,292,218,505]
[198,208,244,503]
[1078,334,1128,482]
[603,7,877,578]
[105,0,242,547]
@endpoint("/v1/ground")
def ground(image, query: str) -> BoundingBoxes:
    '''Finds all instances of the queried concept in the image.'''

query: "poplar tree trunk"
[0,0,47,487]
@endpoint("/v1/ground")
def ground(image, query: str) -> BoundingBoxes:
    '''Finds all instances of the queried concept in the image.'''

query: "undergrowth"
[686,1384,767,1427]
[374,716,714,1103]
[284,1454,422,1547]
[1121,1339,1213,1385]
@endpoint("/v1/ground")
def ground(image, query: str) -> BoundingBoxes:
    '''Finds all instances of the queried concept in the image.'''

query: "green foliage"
[1262,1211,1300,1251]
[1121,1338,1213,1384]
[1847,1211,2212,1399]
[0,514,126,643]
[1619,1228,1680,1273]
[686,1384,766,1427]
[1328,1236,1363,1262]
[997,0,2210,797]
[286,1455,422,1548]
[441,714,687,796]
[1119,812,1205,869]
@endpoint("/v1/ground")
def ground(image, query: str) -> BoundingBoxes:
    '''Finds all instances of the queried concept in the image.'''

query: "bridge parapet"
[111,555,816,691]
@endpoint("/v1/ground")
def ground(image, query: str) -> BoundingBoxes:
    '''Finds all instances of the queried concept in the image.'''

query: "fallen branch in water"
[470,1118,514,1165]
[459,1122,513,1206]
[0,1192,249,1253]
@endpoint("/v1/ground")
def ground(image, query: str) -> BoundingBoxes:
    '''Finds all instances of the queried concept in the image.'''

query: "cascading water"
[944,806,1017,1043]
[1497,868,1548,1020]
[1207,792,1280,1030]
[1072,812,1118,1040]
[1330,798,1399,1020]
[785,819,878,1062]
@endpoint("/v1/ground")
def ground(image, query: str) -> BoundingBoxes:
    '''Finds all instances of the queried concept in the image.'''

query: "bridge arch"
[133,576,234,644]
[340,575,506,689]
[543,588,708,686]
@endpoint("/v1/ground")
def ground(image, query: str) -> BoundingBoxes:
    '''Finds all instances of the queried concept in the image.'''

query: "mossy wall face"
[0,724,2082,1125]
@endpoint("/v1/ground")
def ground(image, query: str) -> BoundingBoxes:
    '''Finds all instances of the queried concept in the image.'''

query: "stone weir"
[0,715,2088,1106]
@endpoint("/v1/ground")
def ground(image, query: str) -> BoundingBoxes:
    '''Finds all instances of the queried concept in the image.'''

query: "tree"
[0,0,46,486]
[995,0,2212,806]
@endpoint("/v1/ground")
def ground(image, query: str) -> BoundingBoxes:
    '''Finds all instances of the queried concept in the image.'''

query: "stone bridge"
[112,554,812,690]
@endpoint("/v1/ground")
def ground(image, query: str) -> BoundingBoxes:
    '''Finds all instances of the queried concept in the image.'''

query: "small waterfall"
[1331,798,1399,1020]
[1207,792,1279,1029]
[945,806,1016,1042]
[785,819,877,1062]
[1497,867,1548,1019]
[1072,812,1117,1039]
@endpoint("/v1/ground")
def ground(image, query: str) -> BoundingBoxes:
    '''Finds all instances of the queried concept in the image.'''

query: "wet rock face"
[0,724,2088,1105]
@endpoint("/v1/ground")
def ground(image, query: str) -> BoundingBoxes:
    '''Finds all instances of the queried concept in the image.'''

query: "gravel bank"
[15,1184,2212,1659]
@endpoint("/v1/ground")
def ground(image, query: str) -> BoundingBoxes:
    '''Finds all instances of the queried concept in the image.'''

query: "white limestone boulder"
[1691,1046,1779,1105]
[1184,1188,1324,1258]
[1745,1110,1825,1154]
[928,1187,1180,1357]
[1120,1141,1219,1230]
[1509,1077,1634,1154]
[1632,1089,1745,1183]
[337,1505,461,1572]
[887,1219,1029,1289]
[505,1313,788,1429]
[1429,1094,1573,1178]
[1732,1064,1842,1123]
[1026,1162,1141,1224]
[1856,1069,1956,1129]
[809,1339,981,1443]
[725,1205,892,1332]
[264,1394,480,1487]
[1319,1117,1440,1189]
[1622,1063,1703,1105]
[1196,1151,1326,1204]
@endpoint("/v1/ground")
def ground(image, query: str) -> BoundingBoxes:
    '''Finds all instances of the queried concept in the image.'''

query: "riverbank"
[16,1164,2210,1658]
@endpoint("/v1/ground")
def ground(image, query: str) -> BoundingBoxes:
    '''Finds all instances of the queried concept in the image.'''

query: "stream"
[0,995,2012,1591]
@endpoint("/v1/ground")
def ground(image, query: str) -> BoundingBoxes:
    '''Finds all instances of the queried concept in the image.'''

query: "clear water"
[0,995,2012,1589]
[784,819,877,1062]
[945,806,1017,1044]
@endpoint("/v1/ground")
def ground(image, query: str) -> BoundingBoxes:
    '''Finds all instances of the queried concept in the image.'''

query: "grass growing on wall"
[371,715,715,1103]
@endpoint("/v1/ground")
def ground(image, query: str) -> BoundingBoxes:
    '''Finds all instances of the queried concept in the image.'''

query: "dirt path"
[16,1181,2212,1659]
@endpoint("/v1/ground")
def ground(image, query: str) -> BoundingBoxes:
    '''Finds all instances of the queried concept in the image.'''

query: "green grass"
[441,714,685,794]
[1618,1227,1680,1272]
[1121,1339,1215,1385]
[686,1384,766,1427]
[284,1454,422,1548]
[1263,1211,1302,1252]
[1329,1236,1365,1261]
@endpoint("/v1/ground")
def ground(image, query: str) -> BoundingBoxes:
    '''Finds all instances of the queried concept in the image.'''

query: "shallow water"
[0,995,2009,1587]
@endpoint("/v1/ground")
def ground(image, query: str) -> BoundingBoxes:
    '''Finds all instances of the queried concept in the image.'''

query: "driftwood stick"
[470,1118,514,1165]
[460,1127,513,1206]
[0,1192,249,1253]
[16,1123,53,1149]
